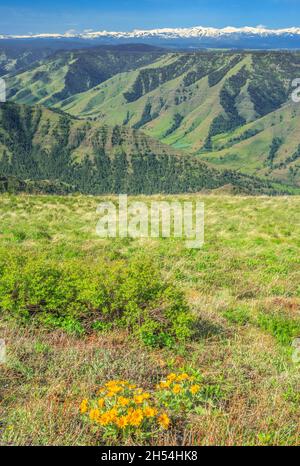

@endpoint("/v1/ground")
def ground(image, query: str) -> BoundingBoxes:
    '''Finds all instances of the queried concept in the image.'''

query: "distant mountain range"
[2,26,300,49]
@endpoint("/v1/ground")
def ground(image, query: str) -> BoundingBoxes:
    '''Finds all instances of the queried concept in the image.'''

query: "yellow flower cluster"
[80,379,171,437]
[154,372,201,416]
[156,372,200,395]
[80,373,201,440]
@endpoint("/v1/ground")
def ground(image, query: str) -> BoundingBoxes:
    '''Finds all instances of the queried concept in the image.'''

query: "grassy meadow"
[0,193,299,446]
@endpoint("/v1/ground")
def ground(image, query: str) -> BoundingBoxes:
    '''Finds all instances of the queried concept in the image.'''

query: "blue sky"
[1,0,300,35]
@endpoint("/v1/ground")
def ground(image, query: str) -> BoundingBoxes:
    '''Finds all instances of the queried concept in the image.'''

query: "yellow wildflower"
[114,380,127,387]
[190,384,200,395]
[158,380,171,389]
[158,412,171,430]
[89,408,100,421]
[172,384,182,394]
[116,416,128,429]
[117,396,130,407]
[167,373,177,382]
[98,412,111,426]
[97,398,105,409]
[108,408,118,419]
[128,408,144,426]
[143,406,157,418]
[98,408,118,425]
[105,381,122,390]
[106,380,118,385]
[106,386,123,397]
[134,393,150,404]
[79,399,89,414]
[110,385,123,393]
[177,373,189,382]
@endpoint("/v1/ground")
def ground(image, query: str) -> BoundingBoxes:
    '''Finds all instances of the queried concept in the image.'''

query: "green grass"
[0,193,299,446]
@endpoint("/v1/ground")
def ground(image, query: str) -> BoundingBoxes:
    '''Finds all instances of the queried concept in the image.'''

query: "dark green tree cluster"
[205,66,249,144]
[267,137,284,166]
[208,55,242,87]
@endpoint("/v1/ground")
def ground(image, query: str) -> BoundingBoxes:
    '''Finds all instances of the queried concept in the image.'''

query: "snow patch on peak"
[1,25,300,41]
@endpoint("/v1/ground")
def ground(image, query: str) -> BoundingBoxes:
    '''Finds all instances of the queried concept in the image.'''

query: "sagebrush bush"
[0,250,194,346]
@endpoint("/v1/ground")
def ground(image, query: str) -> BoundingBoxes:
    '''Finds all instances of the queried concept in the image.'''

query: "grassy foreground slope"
[0,194,299,446]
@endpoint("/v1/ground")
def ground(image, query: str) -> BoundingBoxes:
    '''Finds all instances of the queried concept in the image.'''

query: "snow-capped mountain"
[2,26,300,48]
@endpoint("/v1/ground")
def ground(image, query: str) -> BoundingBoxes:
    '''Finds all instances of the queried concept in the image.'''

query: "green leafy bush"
[223,306,251,325]
[0,251,194,346]
[257,313,300,346]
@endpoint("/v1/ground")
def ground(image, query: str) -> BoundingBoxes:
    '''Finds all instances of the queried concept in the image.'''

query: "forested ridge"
[0,102,290,195]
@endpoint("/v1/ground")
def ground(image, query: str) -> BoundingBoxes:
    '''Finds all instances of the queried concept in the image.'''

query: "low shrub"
[0,251,194,347]
[223,306,251,325]
[257,312,300,346]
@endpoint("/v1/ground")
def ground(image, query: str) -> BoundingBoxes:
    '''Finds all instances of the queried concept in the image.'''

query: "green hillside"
[57,52,245,143]
[6,45,165,106]
[200,102,300,185]
[57,51,300,187]
[0,101,293,195]
[0,45,55,77]
[5,49,300,187]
